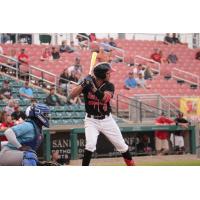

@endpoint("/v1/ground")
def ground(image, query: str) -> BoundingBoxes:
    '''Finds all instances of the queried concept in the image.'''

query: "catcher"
[0,103,50,166]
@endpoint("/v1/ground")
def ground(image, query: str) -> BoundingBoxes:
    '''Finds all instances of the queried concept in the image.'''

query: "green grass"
[95,160,200,166]
[138,160,200,166]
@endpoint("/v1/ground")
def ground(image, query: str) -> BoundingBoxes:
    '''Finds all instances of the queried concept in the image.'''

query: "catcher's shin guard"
[82,149,93,166]
[122,150,135,166]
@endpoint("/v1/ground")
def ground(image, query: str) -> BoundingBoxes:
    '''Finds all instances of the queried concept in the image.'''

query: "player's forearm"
[68,85,83,99]
[4,128,22,149]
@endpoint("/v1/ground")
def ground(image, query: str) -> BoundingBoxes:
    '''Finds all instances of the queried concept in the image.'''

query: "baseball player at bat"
[67,62,135,166]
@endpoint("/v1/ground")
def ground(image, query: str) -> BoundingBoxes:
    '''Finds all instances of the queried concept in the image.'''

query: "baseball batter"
[68,62,135,166]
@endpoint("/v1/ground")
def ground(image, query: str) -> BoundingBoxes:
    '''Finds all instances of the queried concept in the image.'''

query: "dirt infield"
[69,154,200,166]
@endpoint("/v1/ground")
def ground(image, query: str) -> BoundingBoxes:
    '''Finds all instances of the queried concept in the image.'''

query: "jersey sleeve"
[11,122,34,137]
[106,83,115,95]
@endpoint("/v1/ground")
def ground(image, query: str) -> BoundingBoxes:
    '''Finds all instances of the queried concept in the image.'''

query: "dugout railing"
[115,94,178,122]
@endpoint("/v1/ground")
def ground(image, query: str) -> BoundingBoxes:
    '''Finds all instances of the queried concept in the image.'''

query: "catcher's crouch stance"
[0,104,50,166]
[68,62,135,166]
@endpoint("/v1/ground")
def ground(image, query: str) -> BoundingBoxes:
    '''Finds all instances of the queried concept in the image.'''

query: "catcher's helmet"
[26,103,50,128]
[93,62,112,79]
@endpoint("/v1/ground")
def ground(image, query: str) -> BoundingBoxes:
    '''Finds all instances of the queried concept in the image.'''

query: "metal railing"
[171,67,200,88]
[115,93,178,122]
[134,55,161,75]
[0,53,78,92]
[132,94,178,120]
[159,95,179,114]
[110,45,125,62]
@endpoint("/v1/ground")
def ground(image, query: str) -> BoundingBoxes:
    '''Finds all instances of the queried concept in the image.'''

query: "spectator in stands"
[59,68,70,95]
[68,57,83,77]
[96,47,112,63]
[137,64,145,77]
[51,151,62,165]
[76,33,89,50]
[18,48,29,65]
[51,150,69,165]
[135,73,150,89]
[3,99,16,115]
[0,80,13,100]
[150,49,164,64]
[0,111,14,131]
[51,47,60,60]
[124,72,137,90]
[108,37,117,48]
[70,71,82,83]
[69,41,77,52]
[17,48,29,80]
[45,87,63,106]
[144,65,153,80]
[11,103,26,124]
[170,112,189,154]
[19,81,34,100]
[155,112,175,155]
[7,49,18,66]
[100,39,112,52]
[7,49,19,75]
[164,33,172,44]
[89,33,97,42]
[40,47,52,61]
[60,40,74,53]
[167,52,178,64]
[171,33,181,44]
[195,51,200,60]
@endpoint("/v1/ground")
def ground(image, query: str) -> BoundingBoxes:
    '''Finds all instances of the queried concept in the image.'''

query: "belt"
[87,114,109,120]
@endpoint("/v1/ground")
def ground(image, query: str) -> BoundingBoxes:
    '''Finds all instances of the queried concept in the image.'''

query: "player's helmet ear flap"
[26,104,50,128]
[93,62,111,79]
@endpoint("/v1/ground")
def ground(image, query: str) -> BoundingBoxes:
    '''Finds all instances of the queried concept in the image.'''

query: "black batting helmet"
[93,62,112,79]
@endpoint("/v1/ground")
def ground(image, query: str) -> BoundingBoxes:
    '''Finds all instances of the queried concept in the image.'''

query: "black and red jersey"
[82,79,114,116]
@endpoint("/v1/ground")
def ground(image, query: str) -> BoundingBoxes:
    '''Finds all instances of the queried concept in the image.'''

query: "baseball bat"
[89,52,98,75]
